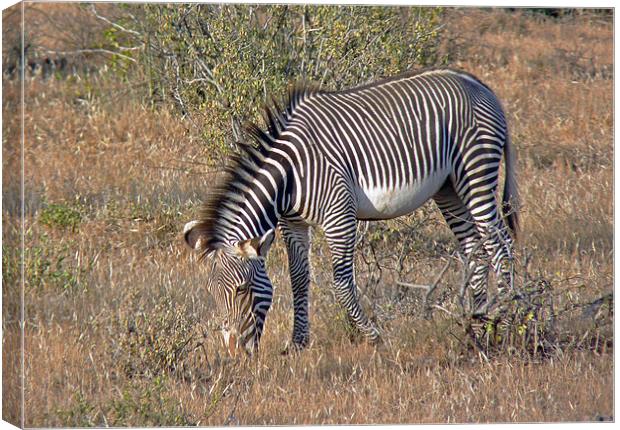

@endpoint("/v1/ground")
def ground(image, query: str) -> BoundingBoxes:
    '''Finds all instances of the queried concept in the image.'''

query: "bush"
[113,293,205,379]
[39,202,83,231]
[57,378,196,426]
[138,4,443,156]
[7,232,90,296]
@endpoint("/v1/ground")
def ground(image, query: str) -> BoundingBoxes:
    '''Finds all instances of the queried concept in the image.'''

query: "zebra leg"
[280,218,311,350]
[471,212,514,299]
[433,184,490,315]
[455,160,515,304]
[323,214,381,344]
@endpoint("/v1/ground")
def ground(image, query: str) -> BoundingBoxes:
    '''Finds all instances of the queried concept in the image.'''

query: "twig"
[89,4,142,37]
[39,47,138,63]
[424,252,454,302]
[396,282,431,292]
[432,304,457,317]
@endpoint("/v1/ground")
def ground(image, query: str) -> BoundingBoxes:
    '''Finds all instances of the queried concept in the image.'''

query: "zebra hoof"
[368,335,383,348]
[280,340,308,356]
[471,293,489,317]
[364,326,383,346]
[471,303,489,319]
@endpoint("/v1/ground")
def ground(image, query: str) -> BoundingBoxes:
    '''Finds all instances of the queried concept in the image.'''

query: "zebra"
[184,68,518,355]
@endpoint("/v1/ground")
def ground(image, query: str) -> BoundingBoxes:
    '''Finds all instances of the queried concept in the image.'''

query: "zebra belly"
[355,170,449,220]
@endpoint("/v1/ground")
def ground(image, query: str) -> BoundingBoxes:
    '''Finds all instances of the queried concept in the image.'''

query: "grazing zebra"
[184,68,518,355]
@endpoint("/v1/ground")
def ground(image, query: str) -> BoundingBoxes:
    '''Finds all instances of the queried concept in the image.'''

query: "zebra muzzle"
[222,329,238,357]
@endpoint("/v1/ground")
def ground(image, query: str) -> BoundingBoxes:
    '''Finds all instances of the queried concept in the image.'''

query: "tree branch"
[89,4,142,38]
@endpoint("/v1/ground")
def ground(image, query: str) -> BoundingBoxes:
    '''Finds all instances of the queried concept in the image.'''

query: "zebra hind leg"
[456,178,516,307]
[434,185,490,315]
[479,218,515,300]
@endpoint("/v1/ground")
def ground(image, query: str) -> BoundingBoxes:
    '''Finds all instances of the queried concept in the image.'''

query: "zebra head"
[183,220,275,356]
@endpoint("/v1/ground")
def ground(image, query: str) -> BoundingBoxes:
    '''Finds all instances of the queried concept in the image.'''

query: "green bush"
[138,4,443,156]
[4,232,89,296]
[114,294,203,379]
[57,378,196,426]
[39,202,83,231]
[106,376,196,426]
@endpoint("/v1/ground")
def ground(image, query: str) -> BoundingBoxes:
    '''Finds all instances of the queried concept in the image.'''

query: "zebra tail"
[502,133,519,238]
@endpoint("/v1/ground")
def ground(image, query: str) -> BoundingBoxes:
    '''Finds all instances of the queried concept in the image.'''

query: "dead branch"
[89,4,142,38]
[396,282,431,292]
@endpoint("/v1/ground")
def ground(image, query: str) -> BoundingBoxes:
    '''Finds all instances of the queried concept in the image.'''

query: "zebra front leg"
[280,219,311,351]
[324,218,381,344]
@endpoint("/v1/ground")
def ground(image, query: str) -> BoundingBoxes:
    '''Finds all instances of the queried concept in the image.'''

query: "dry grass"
[2,8,613,426]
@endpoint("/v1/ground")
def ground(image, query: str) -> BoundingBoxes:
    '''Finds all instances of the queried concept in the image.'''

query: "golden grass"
[2,8,613,426]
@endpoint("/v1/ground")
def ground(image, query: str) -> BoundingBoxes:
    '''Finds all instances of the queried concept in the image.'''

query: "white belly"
[356,170,448,220]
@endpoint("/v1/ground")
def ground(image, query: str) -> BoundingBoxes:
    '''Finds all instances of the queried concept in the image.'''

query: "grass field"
[2,7,613,426]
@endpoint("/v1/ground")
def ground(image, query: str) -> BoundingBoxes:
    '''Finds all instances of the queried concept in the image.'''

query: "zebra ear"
[183,220,206,251]
[236,230,275,259]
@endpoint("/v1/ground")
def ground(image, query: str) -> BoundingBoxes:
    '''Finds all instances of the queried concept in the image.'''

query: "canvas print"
[2,2,613,426]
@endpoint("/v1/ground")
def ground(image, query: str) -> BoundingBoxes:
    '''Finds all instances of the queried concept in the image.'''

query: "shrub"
[470,277,557,357]
[39,202,83,231]
[11,232,90,295]
[57,378,196,426]
[106,376,196,426]
[138,4,443,156]
[113,293,205,379]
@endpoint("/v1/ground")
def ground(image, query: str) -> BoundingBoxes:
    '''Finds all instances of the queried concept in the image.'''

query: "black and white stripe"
[185,68,518,353]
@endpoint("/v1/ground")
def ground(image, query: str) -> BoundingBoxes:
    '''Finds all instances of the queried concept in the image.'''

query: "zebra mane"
[260,81,323,141]
[195,82,322,251]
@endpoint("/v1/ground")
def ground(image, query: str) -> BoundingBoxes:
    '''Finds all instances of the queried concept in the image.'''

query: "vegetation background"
[2,4,613,426]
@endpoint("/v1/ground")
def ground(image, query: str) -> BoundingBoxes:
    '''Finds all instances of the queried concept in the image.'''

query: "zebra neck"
[211,161,290,245]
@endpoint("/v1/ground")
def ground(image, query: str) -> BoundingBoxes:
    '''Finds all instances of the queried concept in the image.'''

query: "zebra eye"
[237,281,250,293]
